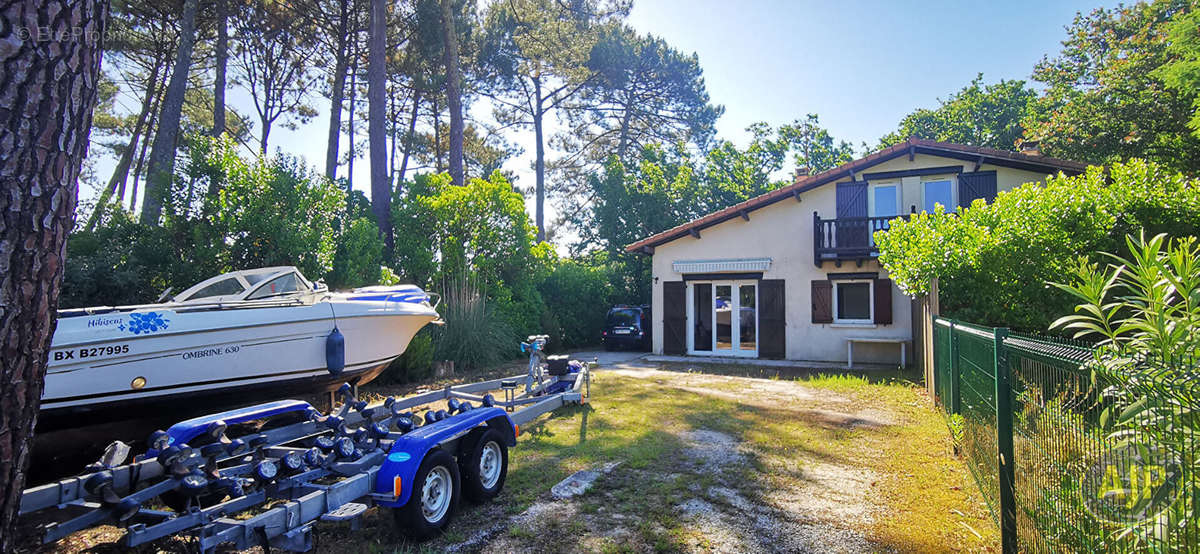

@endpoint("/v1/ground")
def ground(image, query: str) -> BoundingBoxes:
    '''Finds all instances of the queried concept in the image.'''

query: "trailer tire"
[460,428,508,502]
[393,449,460,540]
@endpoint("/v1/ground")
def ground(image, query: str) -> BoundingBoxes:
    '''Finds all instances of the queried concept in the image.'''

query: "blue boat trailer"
[18,361,591,552]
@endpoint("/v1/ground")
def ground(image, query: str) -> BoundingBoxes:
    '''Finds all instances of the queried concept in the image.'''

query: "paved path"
[567,349,650,369]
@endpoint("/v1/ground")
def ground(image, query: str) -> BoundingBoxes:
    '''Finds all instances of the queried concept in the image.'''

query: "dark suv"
[601,305,651,351]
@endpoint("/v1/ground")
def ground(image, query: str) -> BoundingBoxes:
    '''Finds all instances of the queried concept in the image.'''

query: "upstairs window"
[922,179,954,213]
[871,184,899,217]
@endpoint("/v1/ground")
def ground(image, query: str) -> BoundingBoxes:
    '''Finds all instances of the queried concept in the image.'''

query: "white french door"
[686,280,758,357]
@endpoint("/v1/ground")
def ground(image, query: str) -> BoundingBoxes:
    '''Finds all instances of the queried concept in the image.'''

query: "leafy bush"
[61,211,180,308]
[327,217,385,290]
[385,329,435,383]
[189,136,345,278]
[876,160,1200,331]
[392,172,553,342]
[538,260,615,348]
[1049,233,1198,550]
[61,136,347,308]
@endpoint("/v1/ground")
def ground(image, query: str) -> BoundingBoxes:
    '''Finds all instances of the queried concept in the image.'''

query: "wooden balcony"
[813,213,908,266]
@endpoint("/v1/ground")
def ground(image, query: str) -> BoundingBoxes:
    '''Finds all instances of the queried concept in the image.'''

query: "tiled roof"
[625,138,1089,253]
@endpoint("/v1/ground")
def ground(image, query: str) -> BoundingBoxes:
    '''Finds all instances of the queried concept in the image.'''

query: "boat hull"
[42,300,435,417]
[31,293,438,483]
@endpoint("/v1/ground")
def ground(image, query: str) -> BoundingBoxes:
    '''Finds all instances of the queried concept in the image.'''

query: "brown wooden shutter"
[663,281,686,354]
[811,280,832,324]
[958,171,997,207]
[759,280,786,359]
[874,278,893,325]
[836,182,869,249]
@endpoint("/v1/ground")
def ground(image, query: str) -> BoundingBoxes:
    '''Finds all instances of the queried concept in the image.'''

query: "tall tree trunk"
[347,43,357,191]
[533,79,546,243]
[388,82,397,181]
[212,0,228,137]
[367,0,392,253]
[88,64,161,231]
[617,97,633,161]
[130,62,170,213]
[396,87,420,189]
[141,0,200,224]
[432,96,443,173]
[260,121,271,153]
[324,0,350,181]
[440,0,464,186]
[0,0,107,548]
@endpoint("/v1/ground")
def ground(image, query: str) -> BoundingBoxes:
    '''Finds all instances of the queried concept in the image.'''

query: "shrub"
[62,136,347,308]
[538,260,615,348]
[392,172,553,344]
[61,211,180,308]
[876,160,1200,332]
[384,329,435,383]
[1049,233,1198,550]
[327,217,385,290]
[181,134,345,279]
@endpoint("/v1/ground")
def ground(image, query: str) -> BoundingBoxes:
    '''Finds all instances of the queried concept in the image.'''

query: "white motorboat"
[38,267,441,433]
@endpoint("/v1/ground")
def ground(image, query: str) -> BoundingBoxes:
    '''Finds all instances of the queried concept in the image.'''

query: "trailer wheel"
[393,449,460,540]
[460,428,508,502]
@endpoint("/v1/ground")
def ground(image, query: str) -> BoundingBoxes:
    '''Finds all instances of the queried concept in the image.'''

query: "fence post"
[949,320,960,415]
[994,327,1017,554]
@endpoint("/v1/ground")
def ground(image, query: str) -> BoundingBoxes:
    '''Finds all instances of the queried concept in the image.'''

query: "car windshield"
[606,309,640,327]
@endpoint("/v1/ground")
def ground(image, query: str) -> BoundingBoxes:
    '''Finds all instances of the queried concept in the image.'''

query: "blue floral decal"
[127,312,170,335]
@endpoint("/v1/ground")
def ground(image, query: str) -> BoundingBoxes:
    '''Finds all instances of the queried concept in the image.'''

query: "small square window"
[835,281,872,323]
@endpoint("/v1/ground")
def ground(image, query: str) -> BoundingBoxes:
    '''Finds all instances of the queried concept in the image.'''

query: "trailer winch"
[18,344,591,552]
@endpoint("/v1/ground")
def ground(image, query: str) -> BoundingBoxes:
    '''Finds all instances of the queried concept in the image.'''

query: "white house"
[625,138,1087,367]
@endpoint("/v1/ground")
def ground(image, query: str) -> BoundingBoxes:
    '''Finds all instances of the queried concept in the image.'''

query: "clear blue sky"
[624,0,1108,149]
[87,0,1112,239]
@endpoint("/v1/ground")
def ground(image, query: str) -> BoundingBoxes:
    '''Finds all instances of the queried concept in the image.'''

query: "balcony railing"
[813,213,908,266]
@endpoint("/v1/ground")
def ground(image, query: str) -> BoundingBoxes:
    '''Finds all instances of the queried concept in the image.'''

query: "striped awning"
[671,258,772,274]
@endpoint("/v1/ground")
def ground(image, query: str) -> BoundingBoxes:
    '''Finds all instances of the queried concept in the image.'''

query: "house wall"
[648,153,1061,365]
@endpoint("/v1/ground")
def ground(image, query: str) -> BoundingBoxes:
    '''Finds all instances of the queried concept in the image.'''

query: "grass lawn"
[317,361,999,553]
[30,360,997,553]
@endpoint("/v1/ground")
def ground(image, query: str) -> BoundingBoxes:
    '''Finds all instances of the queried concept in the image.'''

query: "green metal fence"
[932,316,1199,554]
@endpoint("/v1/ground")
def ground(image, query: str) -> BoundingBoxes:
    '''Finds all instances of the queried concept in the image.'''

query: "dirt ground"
[21,354,998,553]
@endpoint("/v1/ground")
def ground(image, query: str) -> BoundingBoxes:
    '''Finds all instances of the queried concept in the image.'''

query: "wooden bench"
[846,336,907,368]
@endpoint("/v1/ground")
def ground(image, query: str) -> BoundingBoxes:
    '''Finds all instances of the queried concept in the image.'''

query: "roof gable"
[625,138,1088,253]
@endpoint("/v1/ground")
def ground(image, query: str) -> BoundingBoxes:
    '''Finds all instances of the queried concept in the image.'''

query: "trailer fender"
[146,399,315,457]
[375,407,515,507]
[485,415,518,447]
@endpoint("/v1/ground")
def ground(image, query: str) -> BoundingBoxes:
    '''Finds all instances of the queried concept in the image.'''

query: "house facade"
[626,138,1087,367]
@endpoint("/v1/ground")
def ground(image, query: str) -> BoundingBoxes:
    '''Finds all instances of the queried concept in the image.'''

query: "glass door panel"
[715,284,733,350]
[739,284,756,351]
[693,283,712,351]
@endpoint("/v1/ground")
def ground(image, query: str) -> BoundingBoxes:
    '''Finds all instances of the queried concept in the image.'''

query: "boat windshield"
[185,278,247,301]
[247,272,305,299]
[242,271,273,285]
